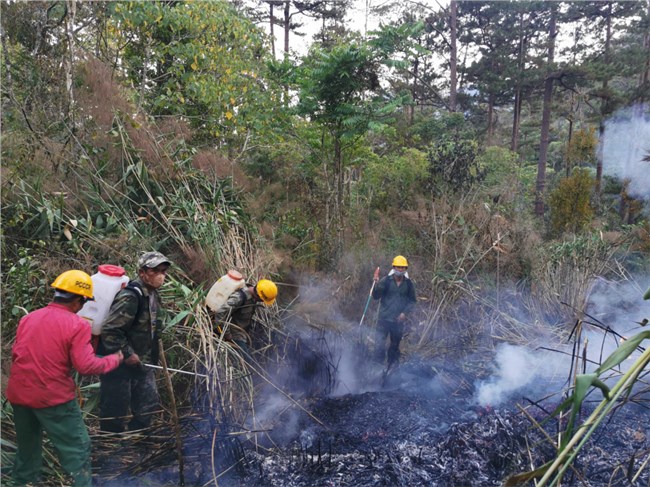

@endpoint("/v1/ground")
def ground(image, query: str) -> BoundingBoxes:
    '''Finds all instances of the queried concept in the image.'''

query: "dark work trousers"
[99,364,159,433]
[11,400,92,486]
[375,319,405,367]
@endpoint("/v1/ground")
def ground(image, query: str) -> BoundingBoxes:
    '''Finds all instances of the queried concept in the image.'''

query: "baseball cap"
[138,251,171,269]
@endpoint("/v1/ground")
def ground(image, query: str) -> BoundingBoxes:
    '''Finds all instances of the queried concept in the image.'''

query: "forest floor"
[92,355,650,487]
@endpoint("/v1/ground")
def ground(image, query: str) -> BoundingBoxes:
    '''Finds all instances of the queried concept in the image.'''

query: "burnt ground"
[91,355,650,487]
[236,356,650,487]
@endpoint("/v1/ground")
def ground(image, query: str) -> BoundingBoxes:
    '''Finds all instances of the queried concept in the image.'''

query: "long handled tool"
[157,339,185,487]
[359,267,380,328]
[144,363,208,378]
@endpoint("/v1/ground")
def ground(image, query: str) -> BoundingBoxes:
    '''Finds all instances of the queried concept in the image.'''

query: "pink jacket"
[6,303,121,408]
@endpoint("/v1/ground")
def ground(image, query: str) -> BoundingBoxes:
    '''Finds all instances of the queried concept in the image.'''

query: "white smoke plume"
[475,277,650,407]
[586,277,650,327]
[330,340,383,397]
[475,344,563,407]
[602,105,650,201]
[584,276,650,362]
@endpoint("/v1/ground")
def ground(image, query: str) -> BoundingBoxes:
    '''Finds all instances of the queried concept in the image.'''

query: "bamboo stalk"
[538,345,650,486]
[210,426,219,487]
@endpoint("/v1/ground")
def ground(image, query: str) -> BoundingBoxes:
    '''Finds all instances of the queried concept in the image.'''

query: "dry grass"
[531,234,629,318]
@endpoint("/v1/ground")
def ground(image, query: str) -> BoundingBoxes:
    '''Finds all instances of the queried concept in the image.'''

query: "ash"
[92,347,649,486]
[236,358,650,487]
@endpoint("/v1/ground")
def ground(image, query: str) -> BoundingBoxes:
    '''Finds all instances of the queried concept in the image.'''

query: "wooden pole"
[158,338,185,486]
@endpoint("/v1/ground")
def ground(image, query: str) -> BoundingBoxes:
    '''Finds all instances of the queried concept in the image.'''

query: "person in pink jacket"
[6,270,123,487]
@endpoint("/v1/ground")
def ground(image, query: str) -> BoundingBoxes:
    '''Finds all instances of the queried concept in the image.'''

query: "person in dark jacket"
[372,255,416,368]
[6,270,122,486]
[214,278,278,357]
[98,251,171,433]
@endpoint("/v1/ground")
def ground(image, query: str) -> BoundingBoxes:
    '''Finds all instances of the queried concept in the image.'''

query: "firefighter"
[214,278,278,358]
[6,270,123,486]
[98,251,171,433]
[372,255,417,368]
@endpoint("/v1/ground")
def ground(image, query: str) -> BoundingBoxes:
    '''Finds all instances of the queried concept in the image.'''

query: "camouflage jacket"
[99,278,163,363]
[214,285,260,343]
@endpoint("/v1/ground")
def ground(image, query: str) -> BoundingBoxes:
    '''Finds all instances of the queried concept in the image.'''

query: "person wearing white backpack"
[98,251,171,434]
[213,278,278,358]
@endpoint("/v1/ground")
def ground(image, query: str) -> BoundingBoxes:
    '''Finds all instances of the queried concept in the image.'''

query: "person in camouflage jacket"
[214,279,278,358]
[98,251,171,433]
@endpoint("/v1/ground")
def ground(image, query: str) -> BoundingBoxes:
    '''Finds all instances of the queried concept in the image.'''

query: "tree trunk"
[565,25,579,177]
[364,0,370,38]
[334,131,343,265]
[534,5,557,217]
[270,2,276,60]
[644,0,650,86]
[511,11,526,153]
[65,0,76,119]
[449,0,458,112]
[410,56,418,125]
[511,88,521,152]
[283,1,290,58]
[636,0,650,120]
[566,115,573,177]
[595,2,612,201]
[486,92,495,145]
[63,0,77,174]
[321,128,333,267]
[1,24,11,91]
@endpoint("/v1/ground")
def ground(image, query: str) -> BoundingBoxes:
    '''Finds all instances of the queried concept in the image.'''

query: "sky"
[272,0,449,57]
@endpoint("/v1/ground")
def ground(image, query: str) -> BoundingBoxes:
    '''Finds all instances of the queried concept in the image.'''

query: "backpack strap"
[96,280,145,357]
[124,280,145,326]
[124,280,161,365]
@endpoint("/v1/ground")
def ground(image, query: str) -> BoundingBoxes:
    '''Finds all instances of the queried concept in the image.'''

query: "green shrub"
[565,126,597,174]
[476,146,520,188]
[549,168,594,235]
[1,247,49,336]
[361,148,428,210]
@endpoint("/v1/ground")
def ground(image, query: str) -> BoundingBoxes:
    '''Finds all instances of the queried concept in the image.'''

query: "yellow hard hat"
[51,270,94,299]
[392,255,408,267]
[256,279,278,306]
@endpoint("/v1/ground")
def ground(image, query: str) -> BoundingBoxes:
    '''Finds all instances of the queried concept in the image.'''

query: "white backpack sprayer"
[78,264,130,350]
[205,270,245,313]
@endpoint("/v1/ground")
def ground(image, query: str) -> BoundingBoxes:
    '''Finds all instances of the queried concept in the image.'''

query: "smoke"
[246,388,301,446]
[279,274,386,398]
[586,277,650,328]
[474,344,564,407]
[583,276,650,363]
[244,275,380,445]
[602,105,650,201]
[474,276,650,407]
[330,339,383,396]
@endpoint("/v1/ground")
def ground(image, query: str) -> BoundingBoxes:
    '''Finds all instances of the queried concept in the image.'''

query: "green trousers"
[11,400,92,487]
